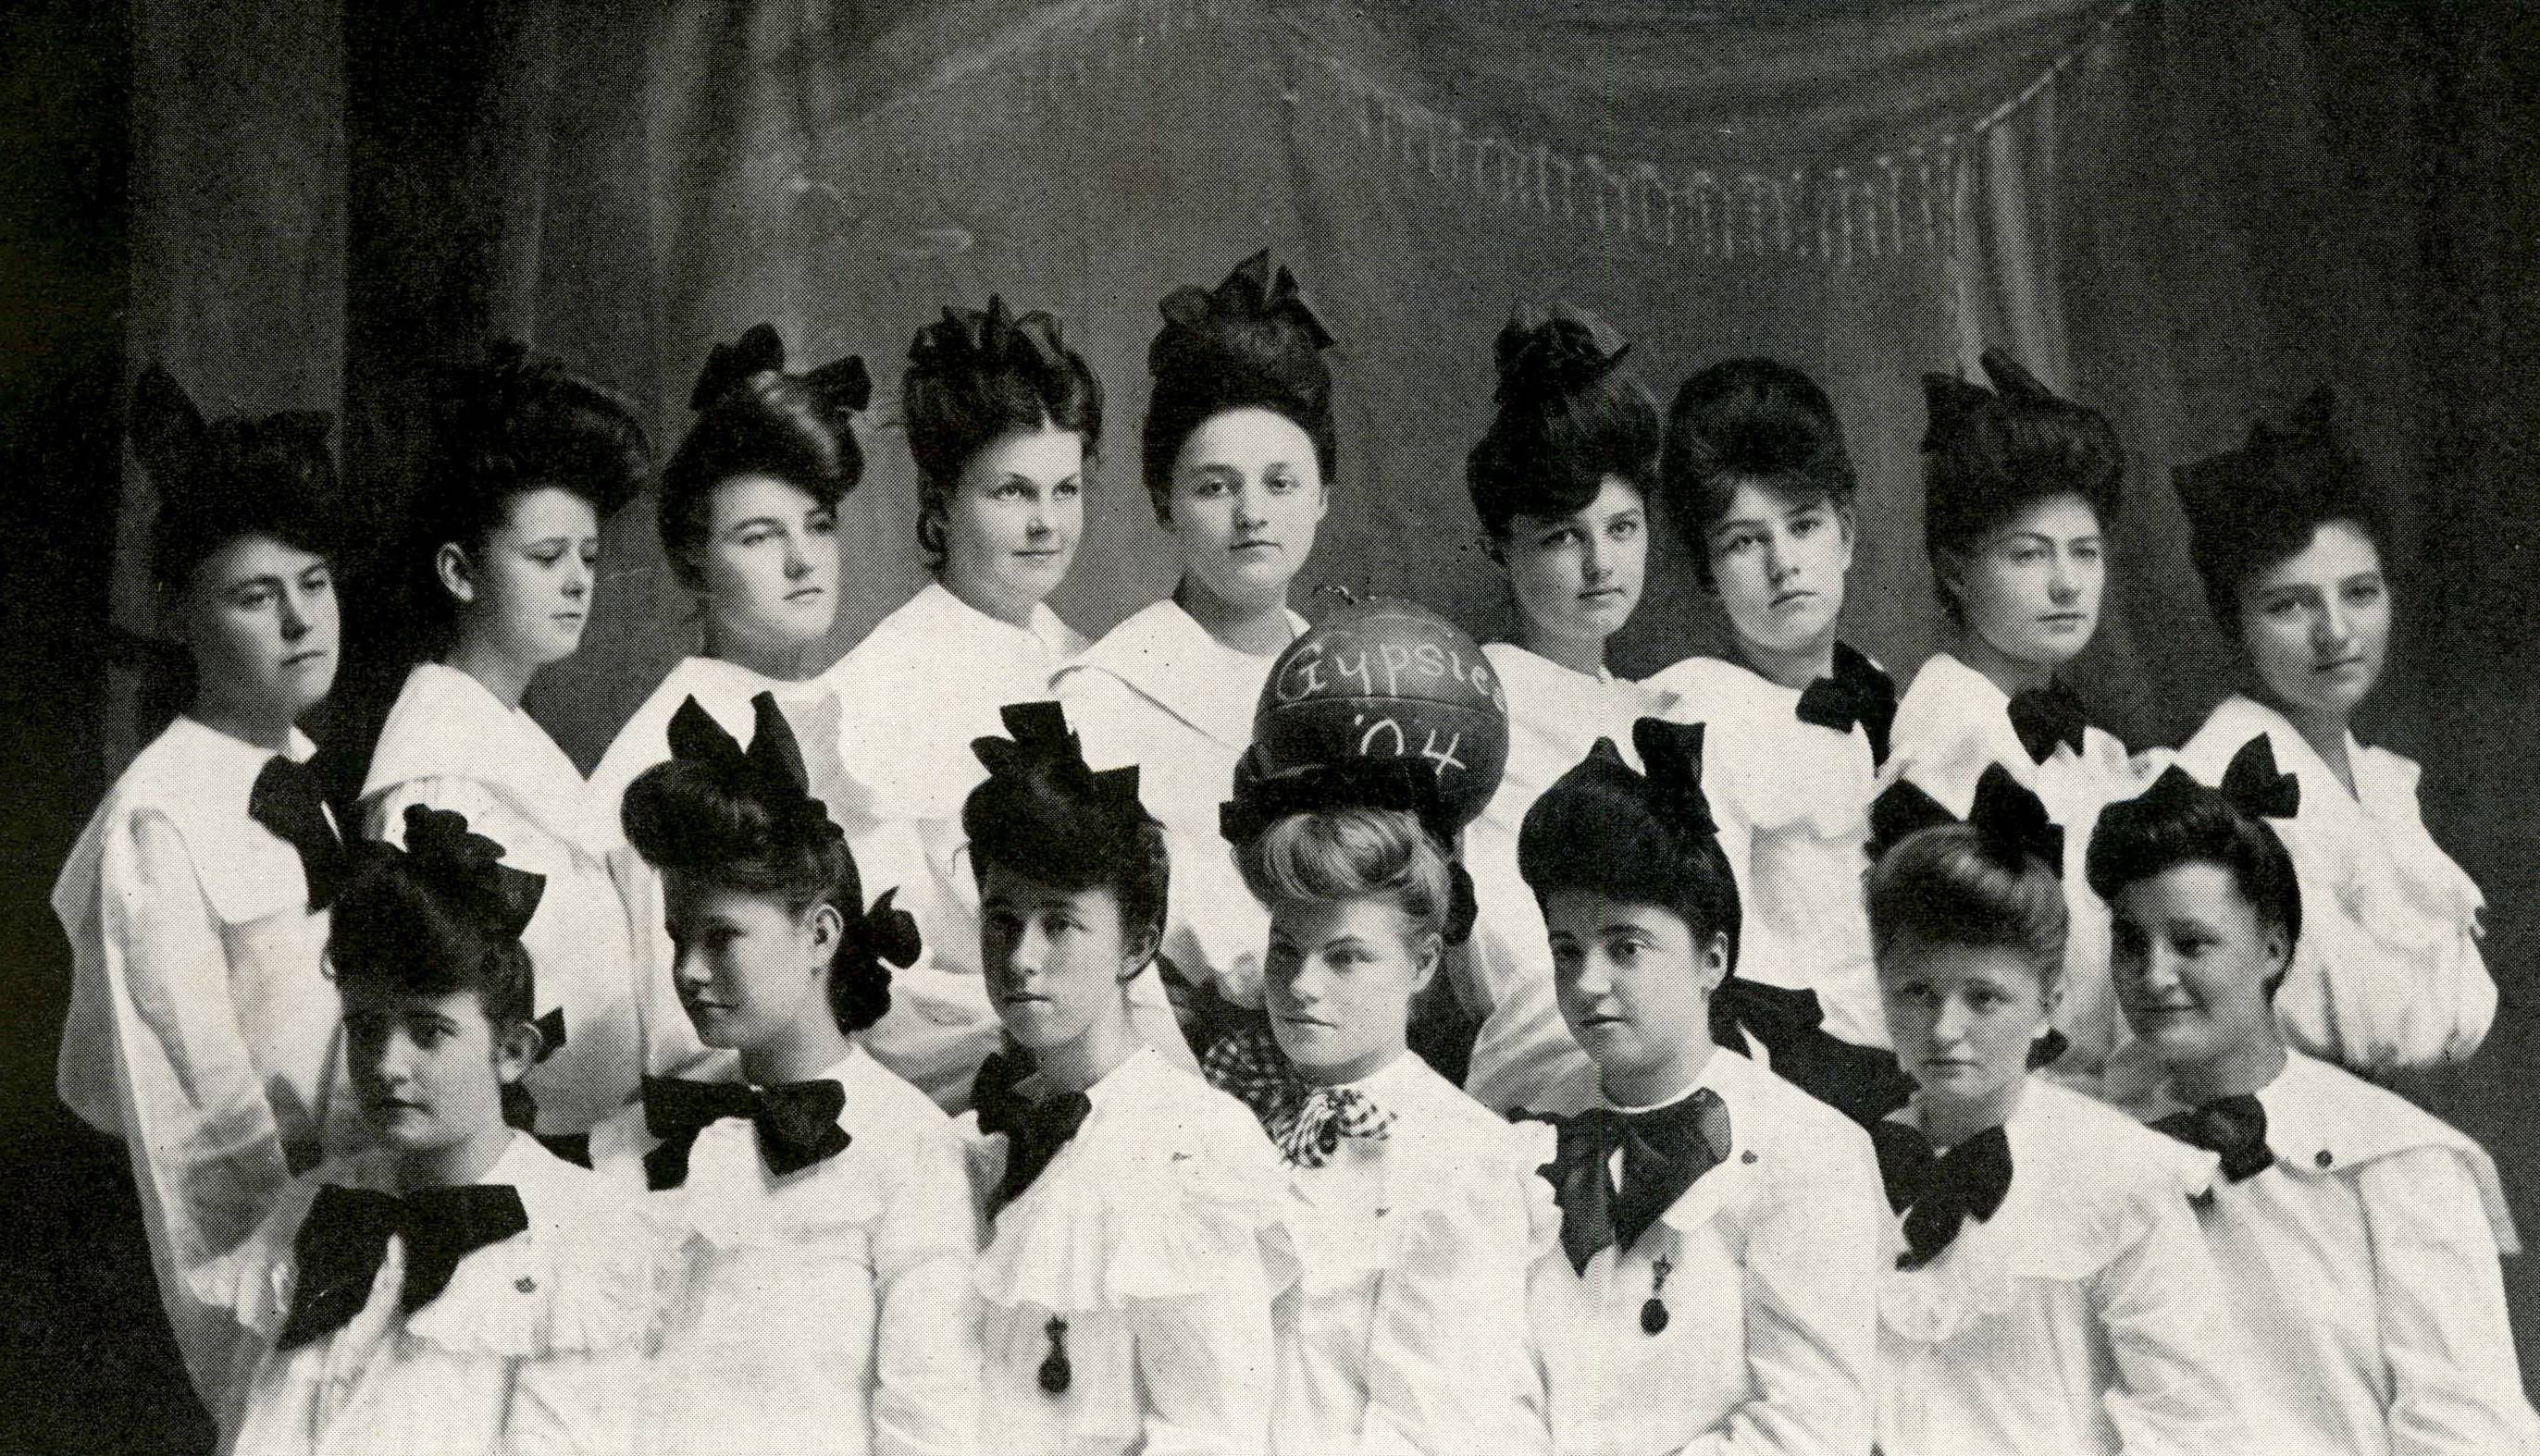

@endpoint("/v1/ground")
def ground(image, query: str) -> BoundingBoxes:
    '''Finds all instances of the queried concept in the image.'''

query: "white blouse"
[1645,653,1888,1049]
[1882,653,2144,1076]
[588,1045,982,1456]
[824,582,1097,1109]
[1874,1078,2243,1456]
[2122,1051,2534,1456]
[361,663,651,1135]
[1528,1048,1882,1456]
[209,1132,654,1456]
[964,1045,1289,1456]
[2177,697,2496,1071]
[1267,1051,1553,1455]
[587,654,861,1087]
[53,715,362,1400]
[1460,644,1677,1116]
[1051,599,1306,1011]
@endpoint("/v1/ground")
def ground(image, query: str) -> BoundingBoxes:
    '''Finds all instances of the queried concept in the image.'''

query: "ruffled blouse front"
[211,1134,657,1456]
[965,1046,1290,1456]
[1874,1079,2241,1456]
[2178,697,2494,1071]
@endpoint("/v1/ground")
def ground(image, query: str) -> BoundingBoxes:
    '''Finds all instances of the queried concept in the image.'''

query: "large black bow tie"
[1532,1092,1732,1275]
[250,754,349,909]
[2007,678,2089,764]
[277,1182,528,1351]
[1793,644,1898,766]
[973,1051,1093,1217]
[2152,1094,2274,1184]
[640,1076,850,1191]
[1872,1120,2013,1270]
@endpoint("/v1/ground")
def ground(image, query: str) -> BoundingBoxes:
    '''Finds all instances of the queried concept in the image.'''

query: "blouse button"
[1741,1151,1758,1165]
[515,1276,538,1293]
[2315,1149,2335,1168]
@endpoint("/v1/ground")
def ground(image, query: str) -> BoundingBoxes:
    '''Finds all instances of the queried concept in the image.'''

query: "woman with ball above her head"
[360,342,658,1140]
[1053,250,1334,1051]
[1882,350,2141,1083]
[2166,389,2494,1076]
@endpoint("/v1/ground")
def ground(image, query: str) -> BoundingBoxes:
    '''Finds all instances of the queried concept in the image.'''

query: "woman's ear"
[1116,921,1162,984]
[435,541,477,606]
[1696,932,1731,996]
[492,1018,543,1085]
[1406,931,1443,994]
[805,900,846,972]
[1832,500,1860,568]
[2261,925,2292,986]
[2039,971,2066,1023]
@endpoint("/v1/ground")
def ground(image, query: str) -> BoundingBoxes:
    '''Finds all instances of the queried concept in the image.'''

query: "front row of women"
[194,685,2532,1455]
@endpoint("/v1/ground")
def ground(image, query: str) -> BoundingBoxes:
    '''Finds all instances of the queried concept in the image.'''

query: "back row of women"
[58,248,2529,1454]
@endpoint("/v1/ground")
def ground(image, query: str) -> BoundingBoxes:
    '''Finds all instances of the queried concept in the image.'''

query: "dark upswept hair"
[1140,250,1337,516]
[1466,304,1658,538]
[622,697,915,1035]
[1518,721,1742,971]
[1661,357,1857,590]
[2086,741,2303,993]
[130,365,342,588]
[1235,807,1455,945]
[962,702,1171,955]
[904,297,1103,565]
[1865,823,2068,989]
[2174,386,2390,628]
[1920,350,2124,623]
[659,324,872,588]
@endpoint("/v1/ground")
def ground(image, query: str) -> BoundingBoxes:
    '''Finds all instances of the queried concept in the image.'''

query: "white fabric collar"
[363,662,607,850]
[1056,598,1305,751]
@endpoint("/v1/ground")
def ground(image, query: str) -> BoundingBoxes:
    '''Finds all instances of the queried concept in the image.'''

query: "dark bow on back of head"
[910,295,1071,380]
[1220,753,1458,851]
[1867,763,2063,873]
[393,804,546,942]
[1158,248,1335,352]
[1629,718,1717,840]
[666,691,842,843]
[1493,302,1630,401]
[2123,735,2301,829]
[971,700,1144,819]
[689,322,873,417]
[132,364,338,504]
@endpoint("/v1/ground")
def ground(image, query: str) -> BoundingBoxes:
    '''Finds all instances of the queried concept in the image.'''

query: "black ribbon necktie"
[973,1052,1095,1218]
[2007,678,2088,764]
[276,1182,528,1351]
[639,1076,850,1191]
[1793,643,1899,766]
[1872,1120,2013,1270]
[2151,1094,2274,1184]
[1534,1091,1732,1277]
[250,754,349,909]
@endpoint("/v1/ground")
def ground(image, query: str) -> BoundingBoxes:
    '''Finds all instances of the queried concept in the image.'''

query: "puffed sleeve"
[105,807,292,1400]
[1126,1259,1279,1456]
[2086,1187,2245,1456]
[1682,1123,1881,1456]
[2360,1147,2540,1455]
[872,1119,985,1456]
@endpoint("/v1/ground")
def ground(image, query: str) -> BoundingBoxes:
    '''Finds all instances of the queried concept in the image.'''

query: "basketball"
[1249,596,1510,832]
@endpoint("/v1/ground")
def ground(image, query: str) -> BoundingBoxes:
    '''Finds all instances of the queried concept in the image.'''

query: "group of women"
[53,245,2533,1454]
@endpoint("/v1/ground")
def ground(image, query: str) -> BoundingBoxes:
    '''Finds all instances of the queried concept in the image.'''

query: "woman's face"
[446,487,601,670]
[2111,860,2286,1074]
[699,473,839,653]
[1544,891,1723,1092]
[1500,477,1647,656]
[941,425,1084,620]
[980,866,1145,1056]
[1264,896,1436,1084]
[1948,493,2105,671]
[662,873,842,1054]
[1164,407,1326,613]
[179,533,339,727]
[1879,936,2058,1115]
[344,982,533,1157]
[1705,482,1854,659]
[2236,520,2389,724]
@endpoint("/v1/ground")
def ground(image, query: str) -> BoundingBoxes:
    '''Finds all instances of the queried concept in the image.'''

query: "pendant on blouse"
[1038,1315,1072,1395]
[1641,1254,1673,1336]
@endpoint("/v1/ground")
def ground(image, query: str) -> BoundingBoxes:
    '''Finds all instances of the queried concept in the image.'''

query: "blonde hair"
[1234,807,1452,942]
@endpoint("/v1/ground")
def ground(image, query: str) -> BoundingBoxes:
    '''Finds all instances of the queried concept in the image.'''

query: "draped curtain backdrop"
[109,0,2540,1366]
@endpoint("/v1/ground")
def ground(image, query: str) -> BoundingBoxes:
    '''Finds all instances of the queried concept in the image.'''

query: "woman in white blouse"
[2169,388,2495,1073]
[1052,250,1333,1039]
[360,343,656,1138]
[830,297,1180,1107]
[1453,304,1682,1116]
[1864,771,2243,1456]
[55,368,364,1401]
[588,324,872,1085]
[1883,352,2142,1080]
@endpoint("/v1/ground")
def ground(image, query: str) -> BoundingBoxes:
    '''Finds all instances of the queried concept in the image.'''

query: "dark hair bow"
[2127,734,2302,827]
[844,886,923,971]
[1493,302,1630,401]
[910,294,1070,380]
[2247,384,2339,457]
[1918,349,2062,450]
[1978,349,2053,401]
[1867,763,2063,874]
[972,700,1145,817]
[1158,248,1334,352]
[1630,718,1717,840]
[132,365,337,502]
[688,322,873,417]
[665,691,843,844]
[393,804,546,942]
